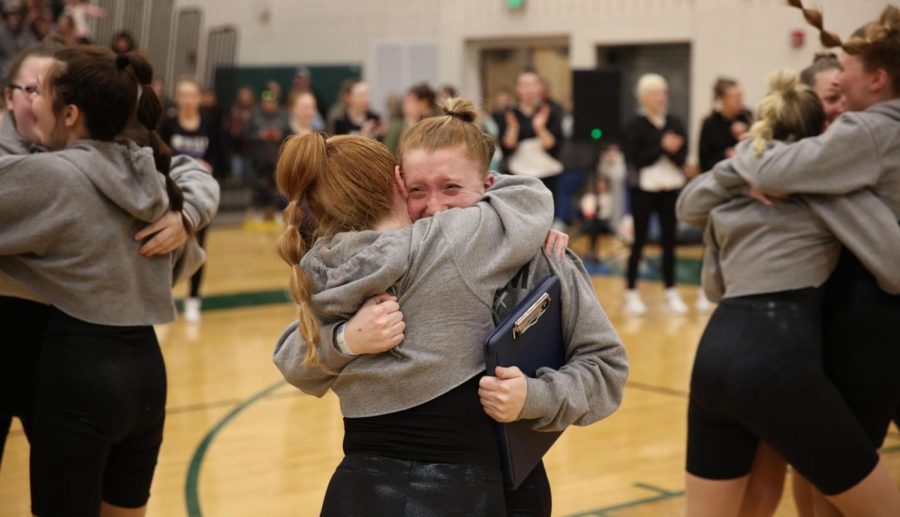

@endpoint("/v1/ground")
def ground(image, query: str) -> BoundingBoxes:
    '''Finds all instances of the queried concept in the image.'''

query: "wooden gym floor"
[1,225,898,516]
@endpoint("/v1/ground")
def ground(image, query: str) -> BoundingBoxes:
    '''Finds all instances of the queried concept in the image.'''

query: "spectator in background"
[289,91,317,137]
[437,83,457,106]
[622,73,688,316]
[287,66,325,129]
[383,82,436,154]
[698,77,752,172]
[110,29,136,54]
[333,81,383,139]
[694,77,751,312]
[326,78,355,134]
[201,86,226,176]
[226,86,255,182]
[496,71,564,223]
[50,13,78,45]
[159,77,224,323]
[0,9,39,74]
[800,52,847,128]
[265,80,282,103]
[151,78,177,119]
[540,76,565,121]
[246,88,291,219]
[490,87,513,120]
[61,0,103,43]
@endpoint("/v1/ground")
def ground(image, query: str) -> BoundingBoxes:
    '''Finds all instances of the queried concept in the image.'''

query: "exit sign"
[506,0,525,9]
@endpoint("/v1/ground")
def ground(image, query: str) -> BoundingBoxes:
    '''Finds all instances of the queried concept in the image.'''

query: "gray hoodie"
[733,99,900,216]
[273,174,556,418]
[0,139,190,325]
[677,140,900,301]
[0,118,220,303]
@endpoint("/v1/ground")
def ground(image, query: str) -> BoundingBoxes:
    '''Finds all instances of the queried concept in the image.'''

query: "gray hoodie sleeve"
[169,155,220,230]
[805,192,900,294]
[676,160,747,227]
[518,251,629,432]
[0,155,75,255]
[733,114,882,195]
[273,320,356,397]
[435,174,554,303]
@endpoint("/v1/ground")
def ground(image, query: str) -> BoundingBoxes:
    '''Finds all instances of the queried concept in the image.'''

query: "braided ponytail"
[786,0,843,48]
[276,134,328,364]
[789,2,900,96]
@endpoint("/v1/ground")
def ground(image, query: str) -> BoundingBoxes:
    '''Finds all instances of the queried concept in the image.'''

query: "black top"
[495,104,564,159]
[623,114,688,187]
[159,112,225,174]
[698,110,753,172]
[333,110,382,136]
[343,374,501,467]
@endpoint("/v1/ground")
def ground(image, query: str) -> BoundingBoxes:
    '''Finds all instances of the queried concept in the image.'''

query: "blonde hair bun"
[441,97,478,123]
[767,69,801,97]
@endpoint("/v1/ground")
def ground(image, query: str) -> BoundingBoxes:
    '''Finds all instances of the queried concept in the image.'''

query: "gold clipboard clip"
[513,293,551,340]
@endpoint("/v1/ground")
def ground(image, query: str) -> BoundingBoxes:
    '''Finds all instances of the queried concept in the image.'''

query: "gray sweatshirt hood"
[868,98,900,123]
[59,139,169,223]
[300,229,413,321]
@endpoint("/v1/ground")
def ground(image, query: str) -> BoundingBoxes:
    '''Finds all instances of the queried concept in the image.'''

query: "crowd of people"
[0,0,898,515]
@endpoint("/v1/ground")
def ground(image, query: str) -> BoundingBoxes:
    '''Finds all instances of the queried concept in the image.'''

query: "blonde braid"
[750,70,796,156]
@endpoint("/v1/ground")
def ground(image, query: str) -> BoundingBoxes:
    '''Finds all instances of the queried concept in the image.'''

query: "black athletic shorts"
[823,250,900,448]
[0,296,50,447]
[30,308,167,516]
[686,288,878,496]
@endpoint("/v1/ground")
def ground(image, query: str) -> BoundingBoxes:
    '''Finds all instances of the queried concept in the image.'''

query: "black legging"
[626,188,679,289]
[823,249,900,448]
[322,454,507,516]
[0,296,50,465]
[189,227,208,298]
[30,308,166,515]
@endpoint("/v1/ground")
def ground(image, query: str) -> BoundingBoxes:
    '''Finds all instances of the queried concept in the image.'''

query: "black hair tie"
[115,54,130,70]
[444,110,469,122]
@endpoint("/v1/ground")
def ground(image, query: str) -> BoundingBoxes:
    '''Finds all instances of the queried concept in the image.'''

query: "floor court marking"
[184,380,286,517]
[564,482,685,516]
[181,381,900,517]
[174,256,704,313]
[625,381,690,399]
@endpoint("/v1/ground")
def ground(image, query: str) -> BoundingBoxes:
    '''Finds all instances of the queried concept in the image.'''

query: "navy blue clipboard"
[484,275,565,490]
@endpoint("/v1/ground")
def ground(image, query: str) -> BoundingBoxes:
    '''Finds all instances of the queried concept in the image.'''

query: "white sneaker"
[184,297,202,323]
[695,291,713,312]
[623,290,647,316]
[665,288,689,314]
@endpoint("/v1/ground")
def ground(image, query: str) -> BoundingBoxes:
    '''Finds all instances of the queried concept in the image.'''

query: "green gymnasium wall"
[213,65,362,112]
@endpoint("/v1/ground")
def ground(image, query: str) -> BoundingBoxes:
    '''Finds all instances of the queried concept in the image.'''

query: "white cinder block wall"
[176,0,888,161]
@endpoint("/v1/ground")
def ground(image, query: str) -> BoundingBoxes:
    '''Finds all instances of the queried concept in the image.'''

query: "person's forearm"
[536,127,556,150]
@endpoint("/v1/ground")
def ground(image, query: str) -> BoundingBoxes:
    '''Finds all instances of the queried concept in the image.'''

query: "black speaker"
[571,68,622,143]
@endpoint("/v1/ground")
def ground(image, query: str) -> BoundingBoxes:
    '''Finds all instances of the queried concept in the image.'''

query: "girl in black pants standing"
[160,77,222,323]
[622,73,688,315]
[0,46,198,516]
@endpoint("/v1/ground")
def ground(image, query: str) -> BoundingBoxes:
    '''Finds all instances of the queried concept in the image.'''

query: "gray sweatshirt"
[0,120,220,303]
[273,174,557,418]
[677,140,900,301]
[733,99,900,216]
[0,140,195,325]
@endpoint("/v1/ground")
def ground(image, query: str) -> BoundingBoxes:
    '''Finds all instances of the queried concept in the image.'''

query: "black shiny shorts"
[321,453,507,516]
[686,288,878,495]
